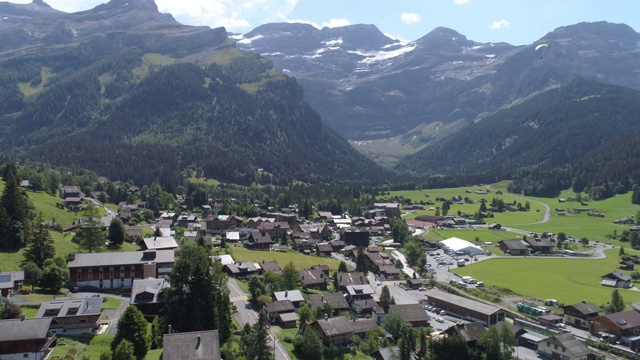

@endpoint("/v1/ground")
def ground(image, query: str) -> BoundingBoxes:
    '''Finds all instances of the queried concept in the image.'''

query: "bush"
[292,334,304,352]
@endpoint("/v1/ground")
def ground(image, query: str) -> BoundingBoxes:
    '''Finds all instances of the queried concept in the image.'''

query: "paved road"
[228,278,290,360]
[487,185,551,225]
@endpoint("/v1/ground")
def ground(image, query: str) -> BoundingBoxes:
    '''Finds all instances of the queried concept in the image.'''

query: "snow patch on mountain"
[348,43,417,64]
[322,38,343,46]
[237,34,263,44]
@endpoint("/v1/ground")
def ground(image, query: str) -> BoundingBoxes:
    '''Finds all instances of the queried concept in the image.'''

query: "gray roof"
[337,272,367,287]
[547,333,591,357]
[300,268,330,286]
[349,318,379,334]
[130,278,170,305]
[163,330,221,360]
[308,293,349,311]
[346,284,375,297]
[374,347,399,360]
[316,317,353,336]
[36,297,102,318]
[604,271,631,281]
[0,271,24,289]
[0,318,52,342]
[426,289,502,316]
[500,240,530,250]
[567,302,602,315]
[67,250,175,268]
[274,290,304,303]
[264,300,295,313]
[602,310,640,330]
[389,304,430,323]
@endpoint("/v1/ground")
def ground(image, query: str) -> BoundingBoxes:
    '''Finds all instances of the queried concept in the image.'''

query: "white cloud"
[490,19,510,30]
[400,13,421,25]
[453,0,469,5]
[322,18,351,28]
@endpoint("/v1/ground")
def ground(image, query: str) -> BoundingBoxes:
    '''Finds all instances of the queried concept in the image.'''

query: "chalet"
[246,217,274,228]
[0,271,24,300]
[245,231,273,250]
[59,185,81,199]
[384,304,430,327]
[223,262,260,279]
[20,179,32,189]
[378,265,402,280]
[310,317,353,346]
[263,300,297,328]
[299,223,332,240]
[36,297,102,336]
[177,215,199,227]
[258,260,282,275]
[315,212,334,222]
[443,322,487,347]
[524,237,555,254]
[0,318,55,360]
[340,228,370,247]
[316,242,333,257]
[308,293,350,315]
[618,261,635,271]
[563,302,602,329]
[498,240,530,256]
[345,284,375,302]
[162,330,221,360]
[601,271,632,288]
[329,239,346,252]
[205,215,238,234]
[273,290,304,308]
[292,237,316,253]
[261,212,297,226]
[592,310,640,343]
[352,299,379,315]
[538,333,592,360]
[336,272,367,291]
[488,222,502,230]
[124,228,143,242]
[372,203,401,217]
[256,221,291,239]
[299,268,330,291]
[212,200,224,212]
[141,236,179,251]
[406,278,430,290]
[426,289,506,326]
[130,278,169,316]
[67,250,174,290]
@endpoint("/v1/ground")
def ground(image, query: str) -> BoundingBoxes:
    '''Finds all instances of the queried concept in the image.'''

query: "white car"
[435,317,444,323]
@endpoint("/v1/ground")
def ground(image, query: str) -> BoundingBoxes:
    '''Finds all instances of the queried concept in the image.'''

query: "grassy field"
[229,247,346,271]
[454,249,640,307]
[391,180,640,244]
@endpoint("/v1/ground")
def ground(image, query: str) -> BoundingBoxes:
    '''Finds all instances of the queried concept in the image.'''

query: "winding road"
[487,185,551,225]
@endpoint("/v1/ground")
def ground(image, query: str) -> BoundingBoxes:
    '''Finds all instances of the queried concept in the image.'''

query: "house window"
[120,266,125,277]
[554,345,558,350]
[23,354,29,358]
[88,268,93,281]
[109,267,114,279]
[77,269,82,282]
[99,267,103,280]
[130,266,136,278]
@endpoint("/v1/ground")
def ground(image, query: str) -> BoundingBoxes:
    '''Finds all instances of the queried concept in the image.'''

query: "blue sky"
[7,0,640,45]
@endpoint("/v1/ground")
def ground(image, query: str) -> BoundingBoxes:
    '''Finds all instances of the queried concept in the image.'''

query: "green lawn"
[230,247,347,271]
[454,249,640,307]
[101,297,122,310]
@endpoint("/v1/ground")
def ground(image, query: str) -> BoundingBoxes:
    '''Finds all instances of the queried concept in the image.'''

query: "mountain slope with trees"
[0,0,385,186]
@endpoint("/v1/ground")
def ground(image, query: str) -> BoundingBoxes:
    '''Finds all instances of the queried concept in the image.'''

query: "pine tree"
[112,306,149,360]
[356,248,368,276]
[79,202,105,253]
[23,214,56,268]
[246,311,273,360]
[280,262,299,290]
[607,289,625,314]
[112,339,135,360]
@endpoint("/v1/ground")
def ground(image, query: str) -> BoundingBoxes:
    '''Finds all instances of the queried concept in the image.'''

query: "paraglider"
[535,43,548,59]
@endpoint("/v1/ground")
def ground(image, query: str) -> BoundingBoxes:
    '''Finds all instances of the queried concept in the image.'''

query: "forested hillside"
[395,78,640,197]
[0,48,384,187]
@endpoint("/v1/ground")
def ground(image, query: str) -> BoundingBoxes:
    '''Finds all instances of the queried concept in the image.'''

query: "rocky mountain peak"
[31,0,50,7]
[97,0,159,12]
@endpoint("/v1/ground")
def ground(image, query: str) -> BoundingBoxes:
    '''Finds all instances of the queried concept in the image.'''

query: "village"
[2,185,640,360]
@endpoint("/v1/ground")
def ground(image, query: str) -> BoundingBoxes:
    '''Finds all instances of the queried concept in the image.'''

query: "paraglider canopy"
[535,43,548,51]
[535,43,548,59]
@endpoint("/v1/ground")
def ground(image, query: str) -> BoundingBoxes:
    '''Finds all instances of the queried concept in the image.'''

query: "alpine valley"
[2,0,640,192]
[235,21,640,176]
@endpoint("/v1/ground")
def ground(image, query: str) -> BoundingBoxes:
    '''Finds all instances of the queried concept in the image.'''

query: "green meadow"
[390,180,640,244]
[454,249,640,307]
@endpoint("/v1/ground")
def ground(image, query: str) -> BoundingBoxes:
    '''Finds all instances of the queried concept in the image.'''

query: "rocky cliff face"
[236,21,640,143]
[0,0,227,57]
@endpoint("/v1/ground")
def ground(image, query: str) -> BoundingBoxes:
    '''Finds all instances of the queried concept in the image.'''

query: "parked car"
[439,310,447,315]
[435,317,444,323]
